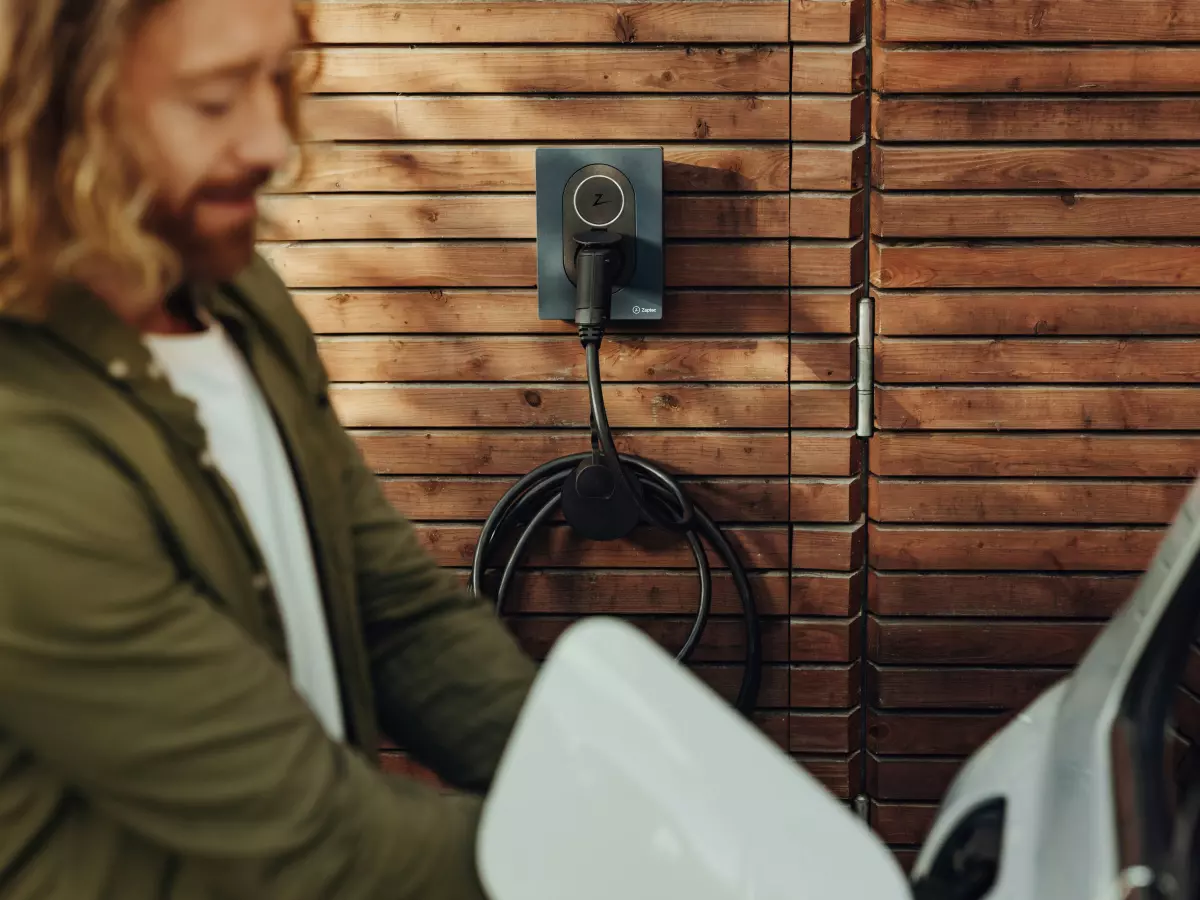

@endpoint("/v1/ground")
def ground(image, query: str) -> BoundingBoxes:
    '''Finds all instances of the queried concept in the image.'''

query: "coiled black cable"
[469,328,762,716]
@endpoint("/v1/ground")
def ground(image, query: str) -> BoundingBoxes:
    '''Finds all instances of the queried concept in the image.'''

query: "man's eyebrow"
[177,58,261,85]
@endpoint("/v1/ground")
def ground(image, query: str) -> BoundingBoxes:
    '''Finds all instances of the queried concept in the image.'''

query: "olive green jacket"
[0,255,537,899]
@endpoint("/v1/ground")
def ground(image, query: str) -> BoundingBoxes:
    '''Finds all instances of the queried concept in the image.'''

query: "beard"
[144,169,273,283]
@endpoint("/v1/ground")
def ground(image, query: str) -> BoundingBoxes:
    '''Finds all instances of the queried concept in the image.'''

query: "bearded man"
[0,2,536,898]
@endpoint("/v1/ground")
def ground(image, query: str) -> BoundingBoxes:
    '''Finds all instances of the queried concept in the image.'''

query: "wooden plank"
[868,619,1102,666]
[871,242,1200,290]
[485,570,789,616]
[319,336,790,383]
[791,239,864,287]
[792,617,860,662]
[872,96,1200,143]
[789,385,856,429]
[355,430,790,476]
[792,94,866,141]
[877,337,1200,384]
[297,289,791,335]
[310,46,790,93]
[792,478,862,523]
[791,662,861,707]
[873,290,1200,337]
[868,756,959,802]
[874,0,1200,42]
[789,338,855,381]
[789,710,860,753]
[332,384,790,429]
[792,44,866,93]
[799,754,860,799]
[509,616,788,663]
[876,386,1200,431]
[670,242,791,287]
[311,1,790,44]
[874,46,1200,94]
[872,193,1200,240]
[705,664,789,707]
[869,665,1066,710]
[283,143,791,193]
[263,194,791,241]
[868,711,1011,755]
[382,477,792,522]
[791,570,863,616]
[869,524,1163,572]
[261,241,791,289]
[868,478,1189,525]
[790,0,865,42]
[792,521,865,571]
[792,288,859,334]
[870,434,1200,479]
[418,523,790,569]
[871,801,937,847]
[869,573,1136,618]
[305,96,790,141]
[792,143,866,191]
[791,192,862,240]
[791,431,862,476]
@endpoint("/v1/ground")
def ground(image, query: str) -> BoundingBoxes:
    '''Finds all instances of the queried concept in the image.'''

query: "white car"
[477,481,1200,900]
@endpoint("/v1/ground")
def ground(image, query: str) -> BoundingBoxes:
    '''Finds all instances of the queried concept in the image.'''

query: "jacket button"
[107,359,131,380]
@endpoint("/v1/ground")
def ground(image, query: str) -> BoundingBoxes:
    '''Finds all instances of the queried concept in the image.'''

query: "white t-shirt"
[144,322,346,741]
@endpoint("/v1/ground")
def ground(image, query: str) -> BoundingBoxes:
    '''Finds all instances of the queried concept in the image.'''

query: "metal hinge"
[853,794,870,821]
[856,296,874,439]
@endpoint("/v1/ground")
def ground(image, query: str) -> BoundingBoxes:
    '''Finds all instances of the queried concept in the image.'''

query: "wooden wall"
[869,0,1200,860]
[274,0,1200,863]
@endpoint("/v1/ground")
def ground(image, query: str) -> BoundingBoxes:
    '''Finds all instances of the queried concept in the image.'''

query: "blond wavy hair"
[0,0,315,318]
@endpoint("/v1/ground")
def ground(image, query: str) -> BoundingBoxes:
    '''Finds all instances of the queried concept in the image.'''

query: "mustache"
[193,170,273,203]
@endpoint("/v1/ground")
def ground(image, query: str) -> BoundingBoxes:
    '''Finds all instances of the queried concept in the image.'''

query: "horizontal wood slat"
[305,96,791,142]
[792,522,865,571]
[311,1,790,44]
[873,290,1200,337]
[869,573,1135,619]
[874,46,1200,94]
[332,384,795,429]
[869,433,1200,479]
[299,289,793,334]
[869,524,1163,572]
[418,523,791,569]
[876,386,1200,431]
[284,143,793,193]
[790,710,861,753]
[508,617,791,663]
[792,143,866,191]
[872,96,1200,143]
[790,385,856,429]
[870,665,1066,710]
[868,756,958,802]
[791,240,865,287]
[868,619,1102,666]
[872,193,1200,239]
[792,570,864,616]
[792,94,867,141]
[868,711,1012,755]
[354,430,792,476]
[310,46,790,94]
[871,242,1200,289]
[792,431,862,476]
[874,0,1200,42]
[792,289,860,334]
[872,145,1200,192]
[875,338,1200,383]
[791,0,865,42]
[792,662,862,707]
[320,336,795,383]
[870,801,937,846]
[792,44,867,93]
[867,478,1189,525]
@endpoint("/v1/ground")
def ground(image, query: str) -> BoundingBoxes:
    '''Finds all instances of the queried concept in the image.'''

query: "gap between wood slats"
[868,572,1138,618]
[279,143,805,193]
[872,96,1200,143]
[308,46,791,94]
[873,0,1200,42]
[309,1,791,45]
[875,337,1200,383]
[871,242,1200,290]
[352,429,860,476]
[875,386,1200,431]
[869,433,1200,478]
[872,193,1200,240]
[260,192,862,240]
[873,290,1200,336]
[874,45,1200,94]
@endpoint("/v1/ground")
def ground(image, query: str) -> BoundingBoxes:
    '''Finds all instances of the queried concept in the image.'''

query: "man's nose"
[235,79,292,172]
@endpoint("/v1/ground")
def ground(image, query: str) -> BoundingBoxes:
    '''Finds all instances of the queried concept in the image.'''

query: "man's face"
[119,0,300,282]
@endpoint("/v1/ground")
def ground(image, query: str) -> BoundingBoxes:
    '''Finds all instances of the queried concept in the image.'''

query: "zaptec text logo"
[631,306,659,315]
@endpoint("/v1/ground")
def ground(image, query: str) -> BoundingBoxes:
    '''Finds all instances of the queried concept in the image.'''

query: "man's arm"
[0,412,494,900]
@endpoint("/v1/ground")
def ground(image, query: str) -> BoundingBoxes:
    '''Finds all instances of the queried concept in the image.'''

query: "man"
[0,1,537,898]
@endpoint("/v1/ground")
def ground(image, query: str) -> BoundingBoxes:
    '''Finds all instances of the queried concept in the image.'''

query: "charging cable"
[471,230,762,716]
